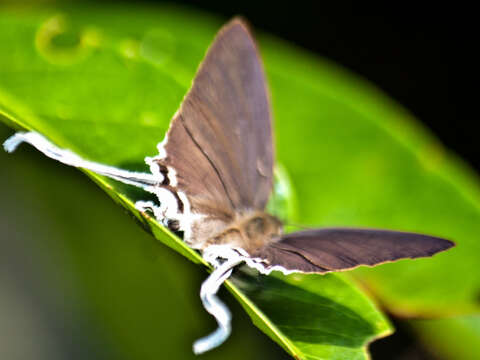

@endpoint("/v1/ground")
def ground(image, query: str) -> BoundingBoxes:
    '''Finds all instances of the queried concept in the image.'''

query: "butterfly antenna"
[3,131,159,189]
[194,246,245,354]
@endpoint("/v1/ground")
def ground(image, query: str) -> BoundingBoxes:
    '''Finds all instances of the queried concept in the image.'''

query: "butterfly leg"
[193,245,246,354]
[3,132,161,190]
[135,200,165,222]
[135,199,182,231]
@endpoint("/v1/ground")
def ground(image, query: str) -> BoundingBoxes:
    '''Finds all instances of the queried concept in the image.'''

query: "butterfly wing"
[152,19,273,247]
[252,228,454,273]
[176,18,273,211]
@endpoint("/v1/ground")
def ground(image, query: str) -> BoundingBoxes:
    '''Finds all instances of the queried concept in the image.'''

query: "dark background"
[154,1,453,359]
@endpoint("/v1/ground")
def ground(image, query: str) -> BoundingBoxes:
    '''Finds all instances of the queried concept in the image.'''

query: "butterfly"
[4,18,454,354]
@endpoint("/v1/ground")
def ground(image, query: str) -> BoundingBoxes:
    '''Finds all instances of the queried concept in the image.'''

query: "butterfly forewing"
[177,19,273,210]
[253,228,454,273]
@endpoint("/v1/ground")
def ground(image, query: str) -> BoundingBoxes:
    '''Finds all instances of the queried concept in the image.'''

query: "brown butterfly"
[4,18,454,354]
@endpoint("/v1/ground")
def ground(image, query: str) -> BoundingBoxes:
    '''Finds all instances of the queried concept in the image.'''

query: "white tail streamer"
[3,132,160,189]
[194,246,246,354]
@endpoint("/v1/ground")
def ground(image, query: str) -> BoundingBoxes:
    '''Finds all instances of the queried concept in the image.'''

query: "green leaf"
[0,3,390,359]
[230,271,391,360]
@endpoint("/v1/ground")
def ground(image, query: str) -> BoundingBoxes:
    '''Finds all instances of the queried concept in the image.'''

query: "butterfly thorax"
[204,212,283,254]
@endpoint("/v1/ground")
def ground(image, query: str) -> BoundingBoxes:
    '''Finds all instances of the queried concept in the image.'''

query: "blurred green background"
[1,1,474,360]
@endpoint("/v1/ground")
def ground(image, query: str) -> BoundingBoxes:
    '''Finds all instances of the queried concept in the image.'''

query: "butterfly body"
[203,211,282,253]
